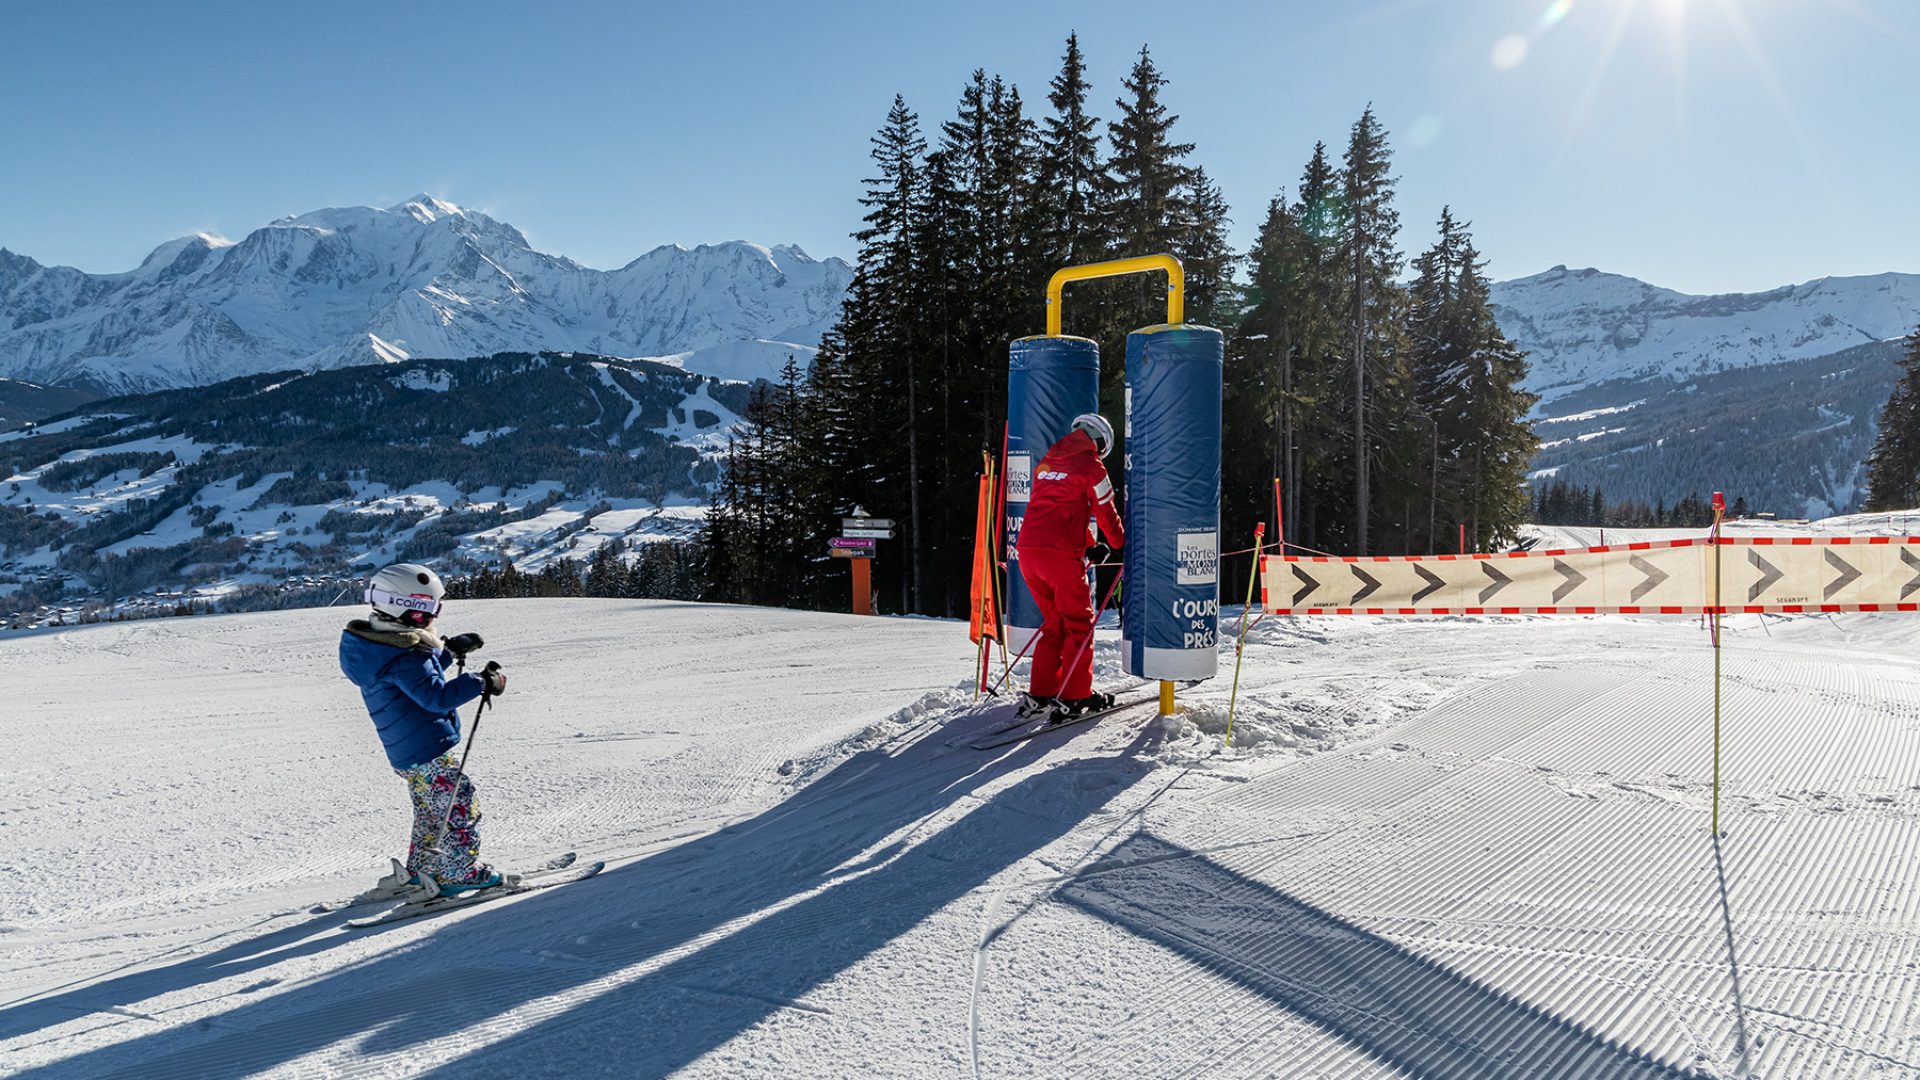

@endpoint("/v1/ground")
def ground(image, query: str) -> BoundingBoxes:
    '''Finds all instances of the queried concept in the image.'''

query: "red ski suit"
[1016,429,1125,700]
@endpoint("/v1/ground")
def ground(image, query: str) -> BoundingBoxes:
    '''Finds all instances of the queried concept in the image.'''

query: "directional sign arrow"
[1478,562,1511,604]
[1824,548,1861,600]
[1551,559,1586,604]
[1412,564,1445,604]
[1629,555,1668,602]
[1903,547,1920,600]
[1351,566,1381,604]
[1748,549,1783,602]
[1291,564,1321,607]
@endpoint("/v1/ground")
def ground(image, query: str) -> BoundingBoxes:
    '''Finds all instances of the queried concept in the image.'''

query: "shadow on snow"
[6,709,1158,1078]
[1055,833,1696,1078]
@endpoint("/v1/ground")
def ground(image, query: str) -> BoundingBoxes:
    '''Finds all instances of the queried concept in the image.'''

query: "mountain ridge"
[1489,264,1920,405]
[0,196,852,393]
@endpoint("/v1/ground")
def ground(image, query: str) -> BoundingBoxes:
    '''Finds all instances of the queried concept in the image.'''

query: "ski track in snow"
[2,595,1919,1077]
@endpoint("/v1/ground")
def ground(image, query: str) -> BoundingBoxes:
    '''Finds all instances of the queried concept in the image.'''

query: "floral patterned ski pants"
[398,752,487,885]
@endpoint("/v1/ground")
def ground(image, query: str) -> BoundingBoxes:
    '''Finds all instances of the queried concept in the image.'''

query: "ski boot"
[436,865,506,895]
[1049,692,1115,724]
[1015,692,1057,720]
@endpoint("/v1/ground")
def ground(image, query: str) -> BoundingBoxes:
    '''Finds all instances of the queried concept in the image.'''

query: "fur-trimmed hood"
[344,618,441,653]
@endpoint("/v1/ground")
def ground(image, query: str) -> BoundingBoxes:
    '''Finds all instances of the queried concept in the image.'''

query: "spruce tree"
[1452,238,1537,547]
[1035,32,1107,269]
[1179,167,1235,326]
[1342,106,1401,554]
[1411,211,1537,548]
[1105,46,1190,330]
[1289,142,1351,551]
[855,96,928,608]
[1406,207,1469,549]
[1227,192,1309,555]
[1865,328,1920,511]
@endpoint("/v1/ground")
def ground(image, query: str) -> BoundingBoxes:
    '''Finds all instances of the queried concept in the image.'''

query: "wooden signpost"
[831,509,895,615]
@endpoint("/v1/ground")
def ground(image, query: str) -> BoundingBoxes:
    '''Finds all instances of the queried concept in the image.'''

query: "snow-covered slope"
[1491,265,1920,405]
[0,196,851,392]
[4,587,1918,1077]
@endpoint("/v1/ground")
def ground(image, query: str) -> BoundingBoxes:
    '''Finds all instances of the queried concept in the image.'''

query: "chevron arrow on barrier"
[1824,548,1861,600]
[1903,547,1920,600]
[1292,564,1320,606]
[1351,566,1381,604]
[1551,559,1586,604]
[1479,562,1511,604]
[1629,555,1668,602]
[1412,564,1445,604]
[1748,549,1783,602]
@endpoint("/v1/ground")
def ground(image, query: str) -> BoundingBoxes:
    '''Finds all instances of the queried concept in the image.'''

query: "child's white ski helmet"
[367,562,446,628]
[1071,413,1115,459]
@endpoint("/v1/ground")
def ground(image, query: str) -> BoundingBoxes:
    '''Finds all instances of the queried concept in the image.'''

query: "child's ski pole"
[430,660,498,852]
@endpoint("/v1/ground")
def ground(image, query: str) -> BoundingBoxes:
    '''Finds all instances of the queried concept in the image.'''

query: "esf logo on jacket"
[1036,469,1070,482]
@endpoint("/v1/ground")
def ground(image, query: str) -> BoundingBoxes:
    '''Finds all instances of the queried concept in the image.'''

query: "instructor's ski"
[971,695,1156,751]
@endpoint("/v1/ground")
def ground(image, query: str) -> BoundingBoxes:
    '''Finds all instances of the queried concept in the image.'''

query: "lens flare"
[1492,34,1529,69]
[1539,0,1576,30]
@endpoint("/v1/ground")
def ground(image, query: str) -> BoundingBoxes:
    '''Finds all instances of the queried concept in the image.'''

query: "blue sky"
[1,0,1913,294]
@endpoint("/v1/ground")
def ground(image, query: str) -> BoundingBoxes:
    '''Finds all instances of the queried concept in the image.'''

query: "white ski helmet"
[1071,413,1115,459]
[366,562,446,628]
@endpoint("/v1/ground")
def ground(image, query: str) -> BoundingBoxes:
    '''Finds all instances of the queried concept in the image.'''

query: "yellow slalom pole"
[1711,492,1726,835]
[1223,523,1268,748]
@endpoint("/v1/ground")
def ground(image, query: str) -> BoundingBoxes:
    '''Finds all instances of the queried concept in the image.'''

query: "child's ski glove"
[443,632,485,658]
[480,660,507,696]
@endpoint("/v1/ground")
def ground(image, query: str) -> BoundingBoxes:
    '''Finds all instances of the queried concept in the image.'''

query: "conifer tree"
[1288,142,1351,550]
[1455,240,1536,546]
[1106,46,1196,286]
[1865,328,1920,511]
[1035,32,1107,269]
[855,96,928,608]
[1342,106,1402,554]
[1410,210,1537,549]
[1179,167,1235,326]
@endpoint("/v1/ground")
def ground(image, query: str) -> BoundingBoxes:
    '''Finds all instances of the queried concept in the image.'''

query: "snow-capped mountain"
[1489,265,1920,405]
[0,195,852,392]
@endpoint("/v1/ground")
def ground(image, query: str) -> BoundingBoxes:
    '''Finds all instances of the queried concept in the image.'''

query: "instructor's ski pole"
[986,563,1125,700]
[1053,565,1127,704]
[430,660,498,853]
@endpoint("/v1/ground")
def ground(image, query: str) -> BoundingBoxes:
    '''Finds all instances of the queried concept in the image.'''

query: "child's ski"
[311,852,579,914]
[342,858,602,927]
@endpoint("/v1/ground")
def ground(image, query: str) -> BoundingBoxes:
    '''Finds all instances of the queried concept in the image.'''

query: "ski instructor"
[1016,412,1125,721]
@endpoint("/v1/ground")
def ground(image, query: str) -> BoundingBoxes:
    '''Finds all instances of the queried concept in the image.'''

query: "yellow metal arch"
[1045,254,1185,337]
[1041,254,1187,716]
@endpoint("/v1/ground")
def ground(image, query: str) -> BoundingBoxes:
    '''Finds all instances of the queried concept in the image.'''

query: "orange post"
[852,558,873,616]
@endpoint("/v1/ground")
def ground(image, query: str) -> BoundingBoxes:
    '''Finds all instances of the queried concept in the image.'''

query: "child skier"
[1016,412,1125,721]
[338,562,509,895]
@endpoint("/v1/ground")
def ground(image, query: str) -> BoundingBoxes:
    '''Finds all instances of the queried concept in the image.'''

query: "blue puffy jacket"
[338,621,486,770]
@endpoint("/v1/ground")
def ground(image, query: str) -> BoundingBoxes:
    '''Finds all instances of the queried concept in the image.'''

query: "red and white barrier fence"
[1260,536,1920,616]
